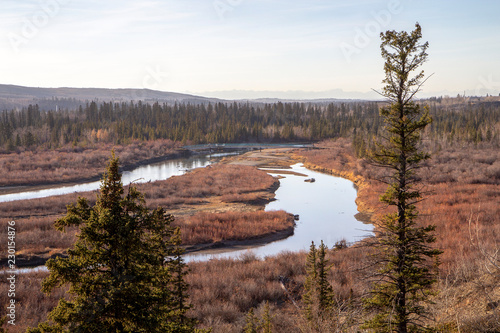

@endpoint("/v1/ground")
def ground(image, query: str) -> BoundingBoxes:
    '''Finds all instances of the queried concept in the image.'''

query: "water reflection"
[0,153,225,203]
[7,159,373,271]
[185,164,373,261]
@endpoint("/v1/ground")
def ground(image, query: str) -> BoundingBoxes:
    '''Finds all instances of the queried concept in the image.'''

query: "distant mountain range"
[198,89,382,101]
[0,84,370,111]
[0,84,495,111]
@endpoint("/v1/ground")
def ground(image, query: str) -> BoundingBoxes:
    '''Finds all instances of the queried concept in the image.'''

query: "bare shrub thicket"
[0,139,180,186]
[2,242,370,333]
[187,243,370,332]
[177,210,294,245]
[135,164,278,208]
[0,164,280,260]
[0,271,68,333]
[297,139,500,330]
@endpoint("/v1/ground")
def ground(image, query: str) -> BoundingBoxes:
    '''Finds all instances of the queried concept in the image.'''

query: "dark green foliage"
[303,241,318,322]
[0,100,382,149]
[363,23,442,333]
[26,153,196,333]
[317,242,335,311]
[302,241,335,326]
[1,94,499,151]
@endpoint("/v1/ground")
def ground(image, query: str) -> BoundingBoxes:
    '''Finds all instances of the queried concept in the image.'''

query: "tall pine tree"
[27,152,196,333]
[302,240,335,330]
[363,23,442,332]
[302,241,318,323]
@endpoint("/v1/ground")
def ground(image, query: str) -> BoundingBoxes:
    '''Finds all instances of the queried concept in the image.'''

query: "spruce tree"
[244,308,259,333]
[363,23,442,332]
[244,303,273,333]
[27,153,196,333]
[302,240,335,328]
[302,241,318,322]
[260,302,273,333]
[316,241,335,311]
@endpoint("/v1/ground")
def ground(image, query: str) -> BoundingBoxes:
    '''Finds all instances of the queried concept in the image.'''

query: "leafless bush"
[0,139,180,186]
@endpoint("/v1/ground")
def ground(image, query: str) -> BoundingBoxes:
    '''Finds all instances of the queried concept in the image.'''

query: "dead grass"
[0,164,281,261]
[2,138,499,331]
[0,139,181,187]
[296,138,500,330]
[177,210,294,245]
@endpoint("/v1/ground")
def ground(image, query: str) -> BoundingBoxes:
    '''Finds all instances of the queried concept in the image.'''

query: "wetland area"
[0,147,372,267]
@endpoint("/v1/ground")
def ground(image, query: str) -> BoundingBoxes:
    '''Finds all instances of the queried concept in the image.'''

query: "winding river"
[186,163,372,261]
[0,153,235,203]
[1,151,372,265]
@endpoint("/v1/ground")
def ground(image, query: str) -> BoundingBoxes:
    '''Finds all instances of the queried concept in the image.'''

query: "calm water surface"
[0,154,231,203]
[186,163,373,261]
[2,154,372,268]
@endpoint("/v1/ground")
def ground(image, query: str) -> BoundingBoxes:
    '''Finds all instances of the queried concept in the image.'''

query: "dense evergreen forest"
[0,98,498,151]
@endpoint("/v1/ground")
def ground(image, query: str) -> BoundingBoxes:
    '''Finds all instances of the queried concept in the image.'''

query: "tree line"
[12,23,479,333]
[0,97,498,152]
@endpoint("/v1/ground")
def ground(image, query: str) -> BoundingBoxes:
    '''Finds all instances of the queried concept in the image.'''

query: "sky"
[1,0,499,100]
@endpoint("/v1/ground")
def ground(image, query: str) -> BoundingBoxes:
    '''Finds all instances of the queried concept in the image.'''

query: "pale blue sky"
[1,0,499,99]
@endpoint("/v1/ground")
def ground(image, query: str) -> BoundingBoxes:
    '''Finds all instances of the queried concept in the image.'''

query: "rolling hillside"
[0,84,222,111]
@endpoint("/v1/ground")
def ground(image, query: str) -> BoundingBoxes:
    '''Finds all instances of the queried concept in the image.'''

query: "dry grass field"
[0,139,182,187]
[1,139,499,332]
[0,163,289,266]
[297,138,500,331]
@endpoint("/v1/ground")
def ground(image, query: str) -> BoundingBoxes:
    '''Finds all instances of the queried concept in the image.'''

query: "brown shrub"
[0,163,279,259]
[296,139,500,329]
[0,271,68,333]
[176,210,294,245]
[0,139,180,187]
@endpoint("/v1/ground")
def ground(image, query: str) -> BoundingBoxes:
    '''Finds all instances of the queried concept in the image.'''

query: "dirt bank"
[224,148,301,168]
[183,225,295,256]
[2,150,296,267]
[4,146,372,266]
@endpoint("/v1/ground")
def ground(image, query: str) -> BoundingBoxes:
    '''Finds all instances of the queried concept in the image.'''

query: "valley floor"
[1,139,499,332]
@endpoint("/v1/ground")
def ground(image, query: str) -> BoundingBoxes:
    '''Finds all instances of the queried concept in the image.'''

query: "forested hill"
[0,84,222,110]
[0,84,362,111]
[0,97,499,152]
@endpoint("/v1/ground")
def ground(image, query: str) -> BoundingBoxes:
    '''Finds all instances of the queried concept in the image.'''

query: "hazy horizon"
[1,1,500,100]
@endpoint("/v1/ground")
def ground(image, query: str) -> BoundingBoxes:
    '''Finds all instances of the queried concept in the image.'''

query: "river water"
[186,163,372,261]
[0,153,235,203]
[2,152,372,266]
